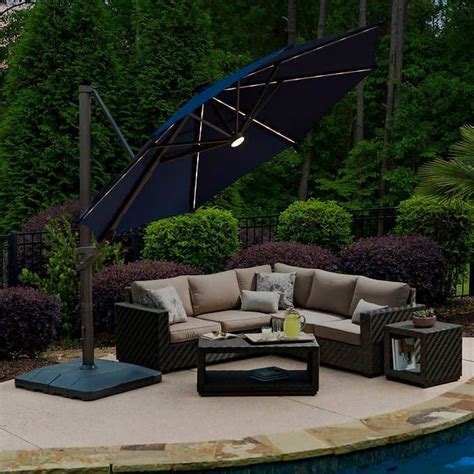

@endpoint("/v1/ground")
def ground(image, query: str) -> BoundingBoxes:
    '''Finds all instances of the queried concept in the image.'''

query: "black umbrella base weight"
[15,359,162,401]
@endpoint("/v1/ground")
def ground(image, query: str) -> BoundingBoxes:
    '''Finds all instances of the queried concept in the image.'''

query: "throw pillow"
[144,287,188,325]
[240,290,280,313]
[351,298,387,325]
[256,272,296,309]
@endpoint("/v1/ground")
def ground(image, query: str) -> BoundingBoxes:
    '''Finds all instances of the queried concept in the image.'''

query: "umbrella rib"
[154,139,228,149]
[213,97,296,145]
[105,116,190,236]
[189,113,232,138]
[192,104,204,210]
[80,123,177,222]
[241,65,280,134]
[235,80,240,134]
[162,140,230,163]
[208,99,234,136]
[243,24,379,81]
[240,81,283,135]
[224,67,372,90]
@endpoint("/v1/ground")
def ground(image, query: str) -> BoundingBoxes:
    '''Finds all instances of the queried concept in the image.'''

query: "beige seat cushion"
[169,317,221,344]
[198,310,272,333]
[131,275,194,316]
[349,276,411,314]
[314,319,361,346]
[188,270,241,315]
[306,270,358,317]
[234,265,272,291]
[274,263,315,307]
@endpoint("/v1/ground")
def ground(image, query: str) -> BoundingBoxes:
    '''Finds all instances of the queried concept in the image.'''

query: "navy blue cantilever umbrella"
[79,23,382,240]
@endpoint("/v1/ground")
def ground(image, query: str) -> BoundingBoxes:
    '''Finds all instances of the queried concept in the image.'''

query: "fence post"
[7,231,18,287]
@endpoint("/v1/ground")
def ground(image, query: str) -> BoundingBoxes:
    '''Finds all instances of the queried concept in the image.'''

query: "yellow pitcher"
[283,310,306,338]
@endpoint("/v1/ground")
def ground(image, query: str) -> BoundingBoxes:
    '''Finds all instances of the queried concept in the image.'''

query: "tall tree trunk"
[381,0,405,199]
[298,0,327,201]
[378,0,405,234]
[287,0,296,44]
[354,0,367,144]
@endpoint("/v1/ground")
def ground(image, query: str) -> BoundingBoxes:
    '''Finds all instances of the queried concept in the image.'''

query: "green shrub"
[142,208,240,273]
[276,199,353,252]
[395,196,474,291]
[21,216,123,339]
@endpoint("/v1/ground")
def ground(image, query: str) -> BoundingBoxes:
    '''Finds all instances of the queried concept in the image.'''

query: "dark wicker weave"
[317,304,425,377]
[384,321,462,387]
[116,303,251,373]
[197,336,319,396]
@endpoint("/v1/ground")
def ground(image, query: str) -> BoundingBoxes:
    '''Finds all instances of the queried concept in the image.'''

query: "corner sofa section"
[116,264,423,376]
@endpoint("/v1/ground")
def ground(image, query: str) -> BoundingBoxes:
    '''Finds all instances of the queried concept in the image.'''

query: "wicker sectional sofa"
[115,264,424,377]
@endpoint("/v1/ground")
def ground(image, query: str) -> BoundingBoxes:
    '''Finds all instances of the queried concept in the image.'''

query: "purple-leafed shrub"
[0,287,61,358]
[93,260,203,334]
[21,200,81,232]
[226,241,337,271]
[338,235,447,304]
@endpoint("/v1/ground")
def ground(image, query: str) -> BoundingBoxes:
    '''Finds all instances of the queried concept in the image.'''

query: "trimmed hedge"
[93,260,203,334]
[276,200,353,252]
[227,241,337,271]
[142,208,240,273]
[0,287,61,358]
[21,200,80,232]
[395,196,473,290]
[338,235,447,304]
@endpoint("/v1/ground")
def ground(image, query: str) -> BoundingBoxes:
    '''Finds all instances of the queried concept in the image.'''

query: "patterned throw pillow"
[256,272,296,309]
[143,287,188,325]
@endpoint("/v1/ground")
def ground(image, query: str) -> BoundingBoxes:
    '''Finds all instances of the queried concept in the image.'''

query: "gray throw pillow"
[351,298,387,325]
[256,272,296,309]
[144,287,188,325]
[240,290,280,313]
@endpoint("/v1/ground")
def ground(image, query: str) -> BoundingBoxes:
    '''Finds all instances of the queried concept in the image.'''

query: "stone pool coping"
[0,377,472,473]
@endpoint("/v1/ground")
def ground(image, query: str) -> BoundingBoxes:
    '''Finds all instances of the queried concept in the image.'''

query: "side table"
[384,321,462,388]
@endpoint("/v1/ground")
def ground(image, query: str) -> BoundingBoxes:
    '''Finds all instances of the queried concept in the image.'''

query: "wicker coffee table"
[384,321,462,388]
[197,335,319,396]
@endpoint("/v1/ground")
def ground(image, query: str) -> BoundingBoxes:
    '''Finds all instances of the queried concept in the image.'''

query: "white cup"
[261,327,272,340]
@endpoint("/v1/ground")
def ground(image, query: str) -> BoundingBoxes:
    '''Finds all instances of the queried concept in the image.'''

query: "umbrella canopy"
[79,22,382,241]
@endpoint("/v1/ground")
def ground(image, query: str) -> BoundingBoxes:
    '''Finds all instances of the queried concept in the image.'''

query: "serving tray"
[244,333,315,344]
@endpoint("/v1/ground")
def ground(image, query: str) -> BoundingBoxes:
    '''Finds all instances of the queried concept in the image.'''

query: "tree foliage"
[0,0,472,229]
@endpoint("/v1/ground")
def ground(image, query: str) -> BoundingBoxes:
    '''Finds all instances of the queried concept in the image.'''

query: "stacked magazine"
[391,337,421,372]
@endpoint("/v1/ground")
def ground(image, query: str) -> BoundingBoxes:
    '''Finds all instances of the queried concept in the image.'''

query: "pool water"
[355,434,474,474]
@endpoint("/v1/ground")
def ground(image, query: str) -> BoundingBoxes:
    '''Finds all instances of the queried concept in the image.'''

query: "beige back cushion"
[349,276,411,314]
[306,269,358,317]
[131,275,194,316]
[234,265,272,291]
[274,263,315,307]
[188,270,241,315]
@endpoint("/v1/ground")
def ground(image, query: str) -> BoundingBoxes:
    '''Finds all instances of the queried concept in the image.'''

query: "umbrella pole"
[79,85,95,369]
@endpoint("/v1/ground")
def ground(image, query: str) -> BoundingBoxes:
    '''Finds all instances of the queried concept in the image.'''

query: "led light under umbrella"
[231,135,245,148]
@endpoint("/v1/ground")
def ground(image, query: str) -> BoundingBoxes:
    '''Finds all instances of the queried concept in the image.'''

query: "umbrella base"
[15,359,162,401]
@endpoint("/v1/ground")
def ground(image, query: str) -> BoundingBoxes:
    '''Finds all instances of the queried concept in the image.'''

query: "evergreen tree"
[0,0,128,231]
[132,0,215,141]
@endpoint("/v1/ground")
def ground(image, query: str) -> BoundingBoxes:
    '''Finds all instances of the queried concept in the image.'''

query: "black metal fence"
[2,206,472,296]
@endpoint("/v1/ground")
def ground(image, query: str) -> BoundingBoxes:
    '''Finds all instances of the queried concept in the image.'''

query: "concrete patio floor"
[0,338,472,453]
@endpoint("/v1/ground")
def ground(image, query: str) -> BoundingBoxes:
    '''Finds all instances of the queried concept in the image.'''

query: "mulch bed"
[0,347,116,383]
[0,357,54,383]
[435,297,474,337]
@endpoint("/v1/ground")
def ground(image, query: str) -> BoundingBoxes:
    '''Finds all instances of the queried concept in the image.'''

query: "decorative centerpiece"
[412,308,436,328]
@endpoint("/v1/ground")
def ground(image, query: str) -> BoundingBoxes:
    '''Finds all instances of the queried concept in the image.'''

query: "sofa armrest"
[360,303,425,345]
[115,302,170,369]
